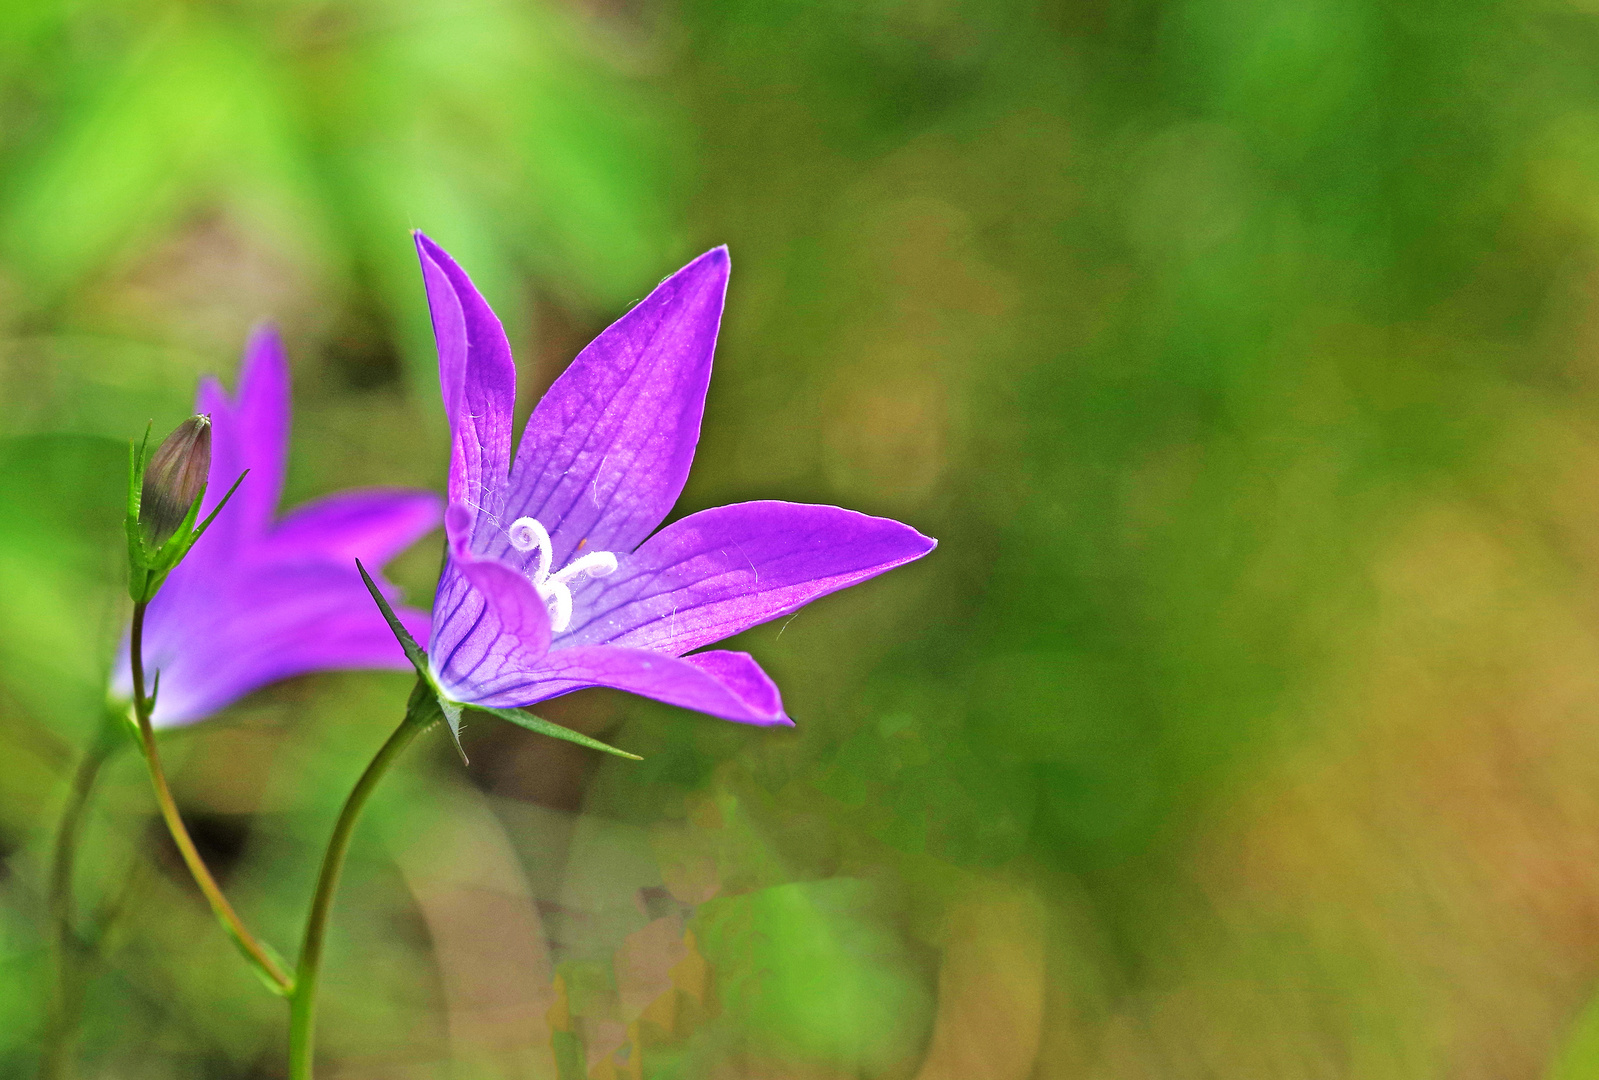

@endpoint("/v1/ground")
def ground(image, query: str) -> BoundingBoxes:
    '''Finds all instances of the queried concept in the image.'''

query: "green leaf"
[464,702,642,761]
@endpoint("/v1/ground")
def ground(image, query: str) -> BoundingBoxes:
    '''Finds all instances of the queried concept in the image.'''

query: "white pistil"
[506,516,617,632]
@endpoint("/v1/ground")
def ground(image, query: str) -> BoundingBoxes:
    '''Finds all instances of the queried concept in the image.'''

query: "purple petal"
[428,502,553,703]
[232,326,290,530]
[266,489,442,564]
[145,605,428,727]
[678,650,787,721]
[562,501,936,654]
[487,248,729,573]
[415,232,516,543]
[456,643,791,726]
[124,561,430,727]
[192,327,289,555]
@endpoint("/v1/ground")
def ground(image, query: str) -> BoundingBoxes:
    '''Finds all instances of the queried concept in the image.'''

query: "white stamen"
[551,550,619,585]
[507,517,553,580]
[505,516,616,633]
[547,585,573,633]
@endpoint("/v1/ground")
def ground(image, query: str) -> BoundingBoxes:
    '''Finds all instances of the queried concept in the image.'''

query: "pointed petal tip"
[866,513,937,562]
[673,245,730,288]
[414,230,445,267]
[414,232,468,281]
[244,322,286,360]
[245,322,283,352]
[237,324,289,415]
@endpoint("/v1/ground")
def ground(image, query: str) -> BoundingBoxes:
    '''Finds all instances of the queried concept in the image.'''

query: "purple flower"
[415,234,935,726]
[113,329,442,727]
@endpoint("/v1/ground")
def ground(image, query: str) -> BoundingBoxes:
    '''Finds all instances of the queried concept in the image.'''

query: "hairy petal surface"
[491,247,728,574]
[563,501,936,654]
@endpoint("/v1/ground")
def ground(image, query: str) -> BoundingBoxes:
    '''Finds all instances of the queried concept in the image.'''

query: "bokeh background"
[11,0,1599,1076]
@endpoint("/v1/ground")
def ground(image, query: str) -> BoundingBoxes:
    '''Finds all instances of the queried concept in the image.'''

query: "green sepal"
[354,559,641,764]
[124,417,247,601]
[110,696,142,749]
[356,557,467,761]
[439,697,469,764]
[125,425,153,599]
[464,702,643,761]
[355,559,428,673]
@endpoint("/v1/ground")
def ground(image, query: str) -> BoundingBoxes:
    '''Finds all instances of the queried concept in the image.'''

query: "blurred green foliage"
[0,0,678,398]
[9,0,1599,1077]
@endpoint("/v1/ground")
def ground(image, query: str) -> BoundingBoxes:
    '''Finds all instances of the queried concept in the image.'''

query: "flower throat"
[506,517,618,632]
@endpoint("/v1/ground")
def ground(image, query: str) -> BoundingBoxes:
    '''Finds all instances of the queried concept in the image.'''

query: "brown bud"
[141,414,211,547]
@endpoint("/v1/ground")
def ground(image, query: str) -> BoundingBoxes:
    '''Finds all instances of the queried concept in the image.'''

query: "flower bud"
[140,414,211,547]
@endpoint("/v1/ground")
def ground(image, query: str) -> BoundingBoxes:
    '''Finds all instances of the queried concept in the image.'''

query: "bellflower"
[113,329,442,727]
[414,234,935,727]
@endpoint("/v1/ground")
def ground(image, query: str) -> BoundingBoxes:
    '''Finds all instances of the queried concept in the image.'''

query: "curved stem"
[288,676,436,1080]
[39,712,120,1080]
[128,600,293,994]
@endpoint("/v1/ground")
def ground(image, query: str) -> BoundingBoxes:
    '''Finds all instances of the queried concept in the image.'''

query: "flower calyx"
[125,417,246,603]
[353,560,641,764]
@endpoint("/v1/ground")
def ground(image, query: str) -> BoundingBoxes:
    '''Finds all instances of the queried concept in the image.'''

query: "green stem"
[38,711,121,1080]
[288,676,438,1080]
[127,600,293,994]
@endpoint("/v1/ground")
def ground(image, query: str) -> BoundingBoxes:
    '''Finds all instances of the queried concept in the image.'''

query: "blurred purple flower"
[416,233,935,726]
[113,329,442,727]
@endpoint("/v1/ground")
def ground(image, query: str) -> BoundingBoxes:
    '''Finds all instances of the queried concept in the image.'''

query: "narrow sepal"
[125,423,151,542]
[156,468,248,571]
[113,697,142,748]
[355,559,429,675]
[126,425,153,599]
[357,560,469,762]
[438,697,469,764]
[464,702,642,760]
[402,672,460,764]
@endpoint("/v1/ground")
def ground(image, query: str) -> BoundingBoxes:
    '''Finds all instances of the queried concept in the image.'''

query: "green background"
[6,0,1599,1076]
